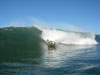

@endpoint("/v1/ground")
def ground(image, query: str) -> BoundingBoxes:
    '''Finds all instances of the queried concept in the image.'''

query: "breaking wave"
[36,26,98,45]
[0,26,99,62]
[0,26,98,47]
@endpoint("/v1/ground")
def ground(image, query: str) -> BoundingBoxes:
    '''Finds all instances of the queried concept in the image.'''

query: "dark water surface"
[0,44,100,75]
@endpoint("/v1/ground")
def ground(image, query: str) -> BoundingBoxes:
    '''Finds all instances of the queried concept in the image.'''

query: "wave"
[0,26,44,61]
[0,26,99,62]
[0,26,98,47]
[35,26,98,45]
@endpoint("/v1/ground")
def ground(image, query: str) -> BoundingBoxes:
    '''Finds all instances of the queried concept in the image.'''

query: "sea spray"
[35,26,98,45]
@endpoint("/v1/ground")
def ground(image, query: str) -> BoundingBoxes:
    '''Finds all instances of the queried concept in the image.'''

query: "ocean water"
[0,26,100,75]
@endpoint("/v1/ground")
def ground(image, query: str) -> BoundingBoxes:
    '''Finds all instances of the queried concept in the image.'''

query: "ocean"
[0,26,100,75]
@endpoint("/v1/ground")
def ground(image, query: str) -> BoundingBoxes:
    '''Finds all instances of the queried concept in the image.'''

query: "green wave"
[0,26,44,62]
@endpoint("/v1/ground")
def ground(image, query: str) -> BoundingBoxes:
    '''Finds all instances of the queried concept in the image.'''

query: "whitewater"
[35,26,98,45]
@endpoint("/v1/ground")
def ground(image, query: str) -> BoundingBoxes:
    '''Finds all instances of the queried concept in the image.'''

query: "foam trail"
[35,26,98,45]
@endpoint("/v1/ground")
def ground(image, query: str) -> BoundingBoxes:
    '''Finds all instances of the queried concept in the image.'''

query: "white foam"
[35,26,98,45]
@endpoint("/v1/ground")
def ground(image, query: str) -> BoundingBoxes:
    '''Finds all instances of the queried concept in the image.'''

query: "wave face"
[36,26,98,45]
[0,26,44,61]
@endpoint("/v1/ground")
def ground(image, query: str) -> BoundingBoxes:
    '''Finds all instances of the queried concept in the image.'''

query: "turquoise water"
[0,27,100,75]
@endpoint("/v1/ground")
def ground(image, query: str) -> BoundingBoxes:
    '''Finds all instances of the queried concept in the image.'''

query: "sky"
[0,0,100,34]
